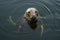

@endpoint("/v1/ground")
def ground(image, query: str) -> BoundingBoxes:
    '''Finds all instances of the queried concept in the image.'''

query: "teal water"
[0,0,60,40]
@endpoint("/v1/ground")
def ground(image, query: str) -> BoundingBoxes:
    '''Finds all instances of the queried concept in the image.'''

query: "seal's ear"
[24,12,30,19]
[24,12,29,19]
[24,12,31,21]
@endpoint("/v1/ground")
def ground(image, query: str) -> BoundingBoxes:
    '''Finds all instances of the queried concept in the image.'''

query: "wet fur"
[24,8,44,36]
[8,8,44,36]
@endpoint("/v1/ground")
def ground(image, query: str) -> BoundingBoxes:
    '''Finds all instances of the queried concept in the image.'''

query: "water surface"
[0,0,60,40]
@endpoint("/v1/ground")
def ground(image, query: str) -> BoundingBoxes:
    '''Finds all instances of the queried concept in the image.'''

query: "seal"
[24,8,39,29]
[24,8,44,36]
[8,7,44,36]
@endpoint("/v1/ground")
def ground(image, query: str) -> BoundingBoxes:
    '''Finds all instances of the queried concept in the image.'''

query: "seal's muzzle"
[31,16,36,20]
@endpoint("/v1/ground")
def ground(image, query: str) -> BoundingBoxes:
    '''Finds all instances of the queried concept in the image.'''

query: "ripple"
[51,0,60,13]
[0,0,53,39]
[51,0,60,6]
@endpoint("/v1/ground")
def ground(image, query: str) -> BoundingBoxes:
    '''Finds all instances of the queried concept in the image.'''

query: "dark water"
[0,0,60,40]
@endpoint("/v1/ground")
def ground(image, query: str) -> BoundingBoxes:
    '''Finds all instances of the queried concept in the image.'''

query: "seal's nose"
[31,16,36,20]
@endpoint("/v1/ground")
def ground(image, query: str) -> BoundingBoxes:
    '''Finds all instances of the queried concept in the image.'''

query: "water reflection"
[0,0,60,40]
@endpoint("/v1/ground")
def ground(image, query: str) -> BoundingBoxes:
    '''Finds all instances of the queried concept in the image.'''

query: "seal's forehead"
[26,8,38,12]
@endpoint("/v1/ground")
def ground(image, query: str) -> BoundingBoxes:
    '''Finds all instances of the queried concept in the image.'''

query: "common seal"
[24,8,44,36]
[8,7,44,36]
[24,8,39,29]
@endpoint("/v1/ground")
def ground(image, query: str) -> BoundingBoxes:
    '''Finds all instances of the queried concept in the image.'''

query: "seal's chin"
[27,18,37,30]
[29,19,37,23]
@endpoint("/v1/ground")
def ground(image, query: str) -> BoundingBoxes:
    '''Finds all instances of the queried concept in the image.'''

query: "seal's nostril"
[31,16,36,20]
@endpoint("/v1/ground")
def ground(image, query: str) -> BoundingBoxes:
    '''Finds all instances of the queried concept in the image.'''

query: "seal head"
[24,8,39,29]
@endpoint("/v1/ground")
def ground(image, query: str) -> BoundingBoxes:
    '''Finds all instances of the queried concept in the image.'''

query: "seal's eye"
[35,11,38,16]
[27,11,30,17]
[28,11,30,14]
[35,11,37,13]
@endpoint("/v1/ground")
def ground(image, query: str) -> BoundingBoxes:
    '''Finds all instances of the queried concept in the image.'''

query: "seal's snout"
[31,16,36,20]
